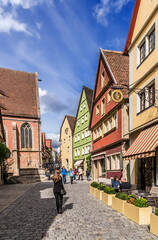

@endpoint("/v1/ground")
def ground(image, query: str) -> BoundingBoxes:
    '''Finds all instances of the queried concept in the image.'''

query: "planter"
[93,188,97,198]
[150,213,158,237]
[102,192,115,206]
[112,196,126,214]
[124,202,152,225]
[90,186,94,196]
[96,189,104,200]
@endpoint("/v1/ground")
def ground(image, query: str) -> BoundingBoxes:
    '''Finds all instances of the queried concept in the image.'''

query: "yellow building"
[123,0,158,193]
[59,115,76,170]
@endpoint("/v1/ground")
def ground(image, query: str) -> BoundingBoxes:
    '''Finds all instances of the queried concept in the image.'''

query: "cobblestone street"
[0,181,157,240]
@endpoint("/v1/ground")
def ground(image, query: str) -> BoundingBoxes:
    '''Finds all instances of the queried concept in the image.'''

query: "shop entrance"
[141,157,152,190]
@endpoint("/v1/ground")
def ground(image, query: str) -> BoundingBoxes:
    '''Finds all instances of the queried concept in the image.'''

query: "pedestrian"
[86,168,90,181]
[120,177,131,191]
[68,168,74,184]
[73,168,76,180]
[52,169,66,214]
[112,176,120,193]
[78,167,83,180]
[61,166,67,184]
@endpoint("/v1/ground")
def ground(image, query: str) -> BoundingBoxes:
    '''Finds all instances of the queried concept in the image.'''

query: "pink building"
[0,68,42,177]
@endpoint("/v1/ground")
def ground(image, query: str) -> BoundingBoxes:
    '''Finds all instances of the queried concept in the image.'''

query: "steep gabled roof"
[102,50,129,86]
[0,67,40,119]
[67,115,76,132]
[59,115,76,141]
[123,0,141,54]
[84,86,93,112]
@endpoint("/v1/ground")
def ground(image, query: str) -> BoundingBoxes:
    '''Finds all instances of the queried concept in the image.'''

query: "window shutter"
[120,153,123,170]
[105,156,107,172]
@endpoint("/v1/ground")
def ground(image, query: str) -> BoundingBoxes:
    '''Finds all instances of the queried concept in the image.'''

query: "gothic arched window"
[21,123,32,149]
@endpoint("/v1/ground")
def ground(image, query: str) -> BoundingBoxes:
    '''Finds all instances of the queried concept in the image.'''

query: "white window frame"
[82,131,84,139]
[75,136,77,143]
[82,147,84,155]
[109,118,112,130]
[80,106,82,111]
[85,114,88,121]
[84,102,86,108]
[113,155,116,170]
[78,149,80,156]
[78,134,80,141]
[82,118,84,124]
[75,150,77,157]
[113,114,117,128]
[67,146,69,152]
[77,120,80,127]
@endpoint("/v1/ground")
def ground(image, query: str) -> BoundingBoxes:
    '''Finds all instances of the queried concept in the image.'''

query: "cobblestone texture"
[0,180,157,240]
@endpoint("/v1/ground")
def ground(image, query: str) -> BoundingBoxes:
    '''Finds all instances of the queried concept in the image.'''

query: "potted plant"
[124,197,152,225]
[102,187,115,206]
[90,182,99,197]
[150,208,158,237]
[96,184,106,200]
[112,192,128,214]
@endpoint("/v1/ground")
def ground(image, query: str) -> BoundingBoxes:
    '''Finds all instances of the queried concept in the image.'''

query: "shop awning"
[74,160,83,166]
[123,124,158,160]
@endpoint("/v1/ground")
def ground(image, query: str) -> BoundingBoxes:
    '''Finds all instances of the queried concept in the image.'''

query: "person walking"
[68,168,74,184]
[78,167,83,180]
[61,166,67,184]
[52,170,66,214]
[86,168,90,181]
[73,168,76,180]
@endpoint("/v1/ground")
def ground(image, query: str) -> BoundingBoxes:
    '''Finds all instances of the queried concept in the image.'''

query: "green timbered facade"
[73,86,93,172]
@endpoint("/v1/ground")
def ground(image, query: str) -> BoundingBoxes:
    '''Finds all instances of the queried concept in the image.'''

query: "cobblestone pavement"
[0,180,157,240]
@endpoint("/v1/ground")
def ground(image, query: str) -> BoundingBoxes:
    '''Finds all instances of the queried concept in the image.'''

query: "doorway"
[141,158,152,190]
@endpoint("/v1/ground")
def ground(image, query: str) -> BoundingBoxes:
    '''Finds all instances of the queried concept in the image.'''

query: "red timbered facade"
[90,49,129,182]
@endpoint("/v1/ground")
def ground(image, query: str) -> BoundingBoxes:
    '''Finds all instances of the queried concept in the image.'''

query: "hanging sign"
[111,90,123,103]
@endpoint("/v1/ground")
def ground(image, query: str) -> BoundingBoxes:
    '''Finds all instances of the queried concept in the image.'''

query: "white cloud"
[105,37,125,48]
[94,0,131,27]
[39,88,47,97]
[1,0,48,9]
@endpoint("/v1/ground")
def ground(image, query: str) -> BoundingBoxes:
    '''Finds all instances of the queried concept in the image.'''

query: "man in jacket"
[61,166,67,184]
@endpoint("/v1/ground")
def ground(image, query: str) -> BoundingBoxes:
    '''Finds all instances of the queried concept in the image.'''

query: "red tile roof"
[0,67,39,118]
[67,115,76,132]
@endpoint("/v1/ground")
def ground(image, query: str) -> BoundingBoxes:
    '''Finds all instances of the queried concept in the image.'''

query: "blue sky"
[0,0,134,152]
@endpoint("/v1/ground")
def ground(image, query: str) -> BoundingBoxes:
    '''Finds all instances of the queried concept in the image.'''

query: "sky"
[0,0,135,153]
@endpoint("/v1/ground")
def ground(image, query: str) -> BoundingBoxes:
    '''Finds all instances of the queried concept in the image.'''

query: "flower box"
[93,188,97,198]
[124,202,152,225]
[90,186,94,195]
[112,196,126,214]
[150,213,158,237]
[96,189,104,200]
[102,192,115,206]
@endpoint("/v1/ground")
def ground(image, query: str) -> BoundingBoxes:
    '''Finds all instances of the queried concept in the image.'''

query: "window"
[94,130,97,139]
[108,90,112,102]
[96,104,99,115]
[85,146,88,154]
[21,123,32,149]
[149,29,155,53]
[69,136,71,141]
[88,145,91,153]
[140,41,146,63]
[97,128,100,138]
[105,121,108,133]
[78,149,80,156]
[85,114,88,121]
[80,106,82,111]
[82,147,84,155]
[88,130,91,137]
[101,71,105,88]
[64,139,65,143]
[109,118,112,130]
[84,102,86,108]
[117,155,120,169]
[113,114,117,128]
[82,118,84,124]
[140,91,145,111]
[78,134,80,141]
[67,146,69,152]
[77,121,80,127]
[100,125,103,136]
[82,132,84,139]
[107,156,111,170]
[113,155,116,169]
[75,136,77,143]
[75,150,77,157]
[149,83,155,106]
[101,98,105,115]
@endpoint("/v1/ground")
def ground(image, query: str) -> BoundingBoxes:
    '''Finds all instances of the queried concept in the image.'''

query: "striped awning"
[123,124,158,160]
[74,160,83,166]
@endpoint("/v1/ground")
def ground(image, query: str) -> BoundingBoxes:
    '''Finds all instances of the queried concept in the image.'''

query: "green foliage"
[155,208,158,216]
[86,155,91,171]
[91,182,99,188]
[5,179,16,184]
[0,142,11,166]
[134,198,149,208]
[97,184,106,191]
[104,187,115,194]
[126,194,137,205]
[115,192,128,200]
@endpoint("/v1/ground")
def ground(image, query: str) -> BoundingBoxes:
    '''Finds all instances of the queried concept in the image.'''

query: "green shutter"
[120,153,123,170]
